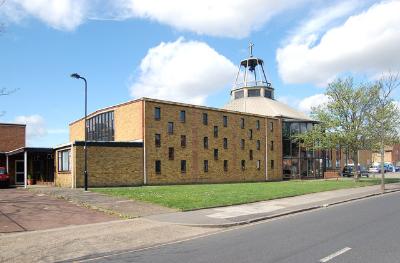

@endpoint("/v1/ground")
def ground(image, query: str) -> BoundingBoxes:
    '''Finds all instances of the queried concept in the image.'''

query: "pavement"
[0,188,117,234]
[28,186,176,218]
[81,190,400,263]
[146,182,400,227]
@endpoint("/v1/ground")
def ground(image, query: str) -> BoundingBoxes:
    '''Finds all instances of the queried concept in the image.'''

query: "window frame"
[155,160,161,174]
[58,149,71,172]
[154,107,161,121]
[181,160,186,174]
[155,134,161,147]
[203,136,209,149]
[213,126,218,138]
[223,138,228,149]
[241,160,246,171]
[204,160,209,172]
[179,110,186,123]
[167,122,174,135]
[223,160,228,172]
[202,113,208,125]
[168,147,174,160]
[240,118,245,129]
[223,115,228,127]
[214,148,219,160]
[180,135,187,148]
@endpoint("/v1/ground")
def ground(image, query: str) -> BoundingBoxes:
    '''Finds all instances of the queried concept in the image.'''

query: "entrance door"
[15,160,24,184]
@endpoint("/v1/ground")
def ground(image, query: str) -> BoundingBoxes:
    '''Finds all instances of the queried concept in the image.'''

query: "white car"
[369,165,380,173]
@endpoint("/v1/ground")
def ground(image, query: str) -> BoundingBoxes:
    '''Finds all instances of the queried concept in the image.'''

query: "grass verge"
[92,178,400,211]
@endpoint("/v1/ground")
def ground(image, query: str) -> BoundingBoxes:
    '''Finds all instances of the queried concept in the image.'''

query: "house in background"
[0,123,54,186]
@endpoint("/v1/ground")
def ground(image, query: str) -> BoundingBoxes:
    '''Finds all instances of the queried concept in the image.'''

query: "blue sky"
[0,0,399,147]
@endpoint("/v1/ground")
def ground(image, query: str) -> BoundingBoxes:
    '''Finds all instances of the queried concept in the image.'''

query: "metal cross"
[249,42,254,57]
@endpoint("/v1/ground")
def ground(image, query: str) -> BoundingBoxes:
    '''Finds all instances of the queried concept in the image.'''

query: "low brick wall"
[324,170,340,179]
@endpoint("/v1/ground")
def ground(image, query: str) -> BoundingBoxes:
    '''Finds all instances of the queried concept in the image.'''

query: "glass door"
[15,160,24,184]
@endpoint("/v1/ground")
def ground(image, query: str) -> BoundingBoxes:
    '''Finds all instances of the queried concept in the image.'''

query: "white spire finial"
[249,42,254,57]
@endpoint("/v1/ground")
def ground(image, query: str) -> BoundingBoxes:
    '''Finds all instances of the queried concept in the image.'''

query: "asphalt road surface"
[80,191,400,263]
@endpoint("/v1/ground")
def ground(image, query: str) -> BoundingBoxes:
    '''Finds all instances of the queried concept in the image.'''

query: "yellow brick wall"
[74,145,143,187]
[144,100,269,185]
[266,118,283,181]
[54,148,73,188]
[69,100,143,142]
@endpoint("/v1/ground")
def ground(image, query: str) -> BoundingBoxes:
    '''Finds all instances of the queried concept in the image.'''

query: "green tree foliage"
[295,75,400,181]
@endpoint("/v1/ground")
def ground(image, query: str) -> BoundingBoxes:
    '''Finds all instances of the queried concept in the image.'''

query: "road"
[78,191,400,263]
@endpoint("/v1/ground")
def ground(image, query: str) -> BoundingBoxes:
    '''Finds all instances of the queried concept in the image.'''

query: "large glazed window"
[58,149,70,172]
[248,89,260,97]
[86,111,114,141]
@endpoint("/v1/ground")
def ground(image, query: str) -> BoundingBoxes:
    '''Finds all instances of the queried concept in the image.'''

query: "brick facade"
[0,123,25,152]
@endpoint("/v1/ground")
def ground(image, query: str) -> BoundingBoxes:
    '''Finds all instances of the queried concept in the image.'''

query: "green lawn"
[92,178,400,211]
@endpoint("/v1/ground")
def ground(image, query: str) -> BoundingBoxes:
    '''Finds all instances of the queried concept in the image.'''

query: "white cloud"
[298,93,329,113]
[120,0,309,38]
[277,1,400,85]
[130,37,237,105]
[14,114,47,141]
[1,0,310,36]
[1,0,87,31]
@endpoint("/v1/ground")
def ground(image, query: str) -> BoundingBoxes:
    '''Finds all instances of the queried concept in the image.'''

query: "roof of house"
[223,97,313,121]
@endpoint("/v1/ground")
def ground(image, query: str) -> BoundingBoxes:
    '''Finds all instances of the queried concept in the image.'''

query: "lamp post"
[70,73,88,191]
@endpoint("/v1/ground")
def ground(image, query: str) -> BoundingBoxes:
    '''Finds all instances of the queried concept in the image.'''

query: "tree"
[295,77,378,180]
[367,73,400,192]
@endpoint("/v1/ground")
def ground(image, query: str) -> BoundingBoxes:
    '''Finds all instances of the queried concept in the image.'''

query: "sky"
[0,0,399,147]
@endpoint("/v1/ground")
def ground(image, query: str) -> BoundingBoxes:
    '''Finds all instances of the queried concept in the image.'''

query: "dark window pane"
[257,160,261,170]
[204,137,209,149]
[240,118,245,129]
[155,107,161,120]
[179,110,186,123]
[168,122,174,134]
[235,90,244,99]
[256,120,260,130]
[214,149,218,160]
[224,160,228,172]
[270,141,274,151]
[168,147,174,160]
[181,160,186,173]
[248,129,253,140]
[204,160,209,172]
[240,139,245,149]
[181,135,186,148]
[223,116,228,127]
[223,138,228,149]
[248,89,260,97]
[270,121,274,132]
[86,111,115,141]
[214,126,218,138]
[241,160,246,171]
[271,160,275,169]
[249,150,253,160]
[155,134,161,147]
[264,89,272,98]
[202,113,208,125]
[256,140,261,150]
[155,160,161,174]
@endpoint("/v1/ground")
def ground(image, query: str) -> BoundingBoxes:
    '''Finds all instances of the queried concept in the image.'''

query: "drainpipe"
[143,100,147,185]
[5,155,8,174]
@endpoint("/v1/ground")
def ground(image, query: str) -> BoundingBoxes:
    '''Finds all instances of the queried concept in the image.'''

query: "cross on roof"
[249,42,254,57]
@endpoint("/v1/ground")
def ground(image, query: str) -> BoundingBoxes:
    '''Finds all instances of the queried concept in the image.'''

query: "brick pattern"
[74,145,143,187]
[144,101,270,185]
[0,124,25,152]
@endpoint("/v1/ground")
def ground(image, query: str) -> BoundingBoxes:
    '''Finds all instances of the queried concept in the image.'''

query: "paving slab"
[29,186,176,218]
[146,183,400,227]
[0,188,117,233]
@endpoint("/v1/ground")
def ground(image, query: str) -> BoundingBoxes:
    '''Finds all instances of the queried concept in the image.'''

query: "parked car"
[369,164,386,173]
[342,165,369,177]
[385,163,395,172]
[395,166,400,172]
[0,167,10,188]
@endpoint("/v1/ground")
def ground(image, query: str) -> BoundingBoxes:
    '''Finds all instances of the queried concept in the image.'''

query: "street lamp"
[70,73,88,191]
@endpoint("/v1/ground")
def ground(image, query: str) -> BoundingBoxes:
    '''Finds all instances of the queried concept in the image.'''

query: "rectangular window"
[257,160,261,170]
[223,115,228,127]
[271,160,275,169]
[181,160,186,173]
[249,150,253,160]
[179,110,186,123]
[204,160,209,172]
[181,135,187,148]
[269,121,274,132]
[203,136,209,149]
[203,113,208,125]
[265,90,272,99]
[155,134,161,147]
[223,138,228,149]
[214,149,219,160]
[224,160,228,172]
[214,126,218,138]
[58,150,70,172]
[154,107,161,120]
[240,139,245,150]
[256,140,261,150]
[248,89,260,97]
[240,118,245,129]
[155,160,161,174]
[256,120,260,130]
[86,111,114,141]
[168,122,174,135]
[241,160,246,171]
[168,147,174,160]
[235,90,244,99]
[248,129,253,140]
[270,141,274,151]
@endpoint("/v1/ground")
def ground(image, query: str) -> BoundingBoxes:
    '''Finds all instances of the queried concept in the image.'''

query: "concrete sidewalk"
[147,183,400,227]
[28,186,175,218]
